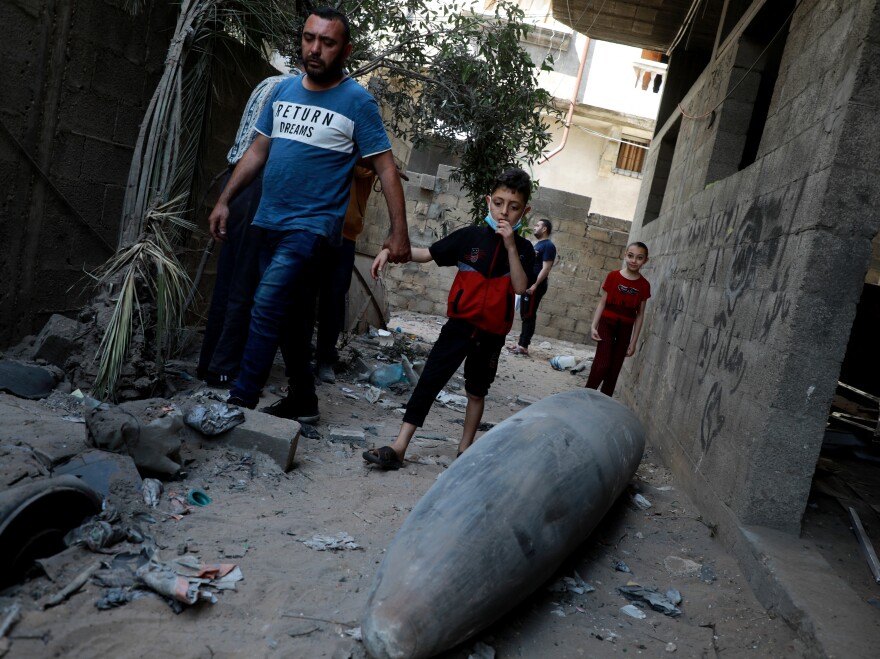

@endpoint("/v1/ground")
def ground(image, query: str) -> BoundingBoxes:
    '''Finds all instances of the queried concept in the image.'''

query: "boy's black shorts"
[402,318,504,427]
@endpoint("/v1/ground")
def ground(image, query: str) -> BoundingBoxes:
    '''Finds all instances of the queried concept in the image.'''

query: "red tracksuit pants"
[585,315,634,396]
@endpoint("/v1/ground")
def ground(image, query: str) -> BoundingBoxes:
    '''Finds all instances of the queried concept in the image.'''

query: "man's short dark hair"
[310,6,351,45]
[491,168,531,202]
[538,218,552,235]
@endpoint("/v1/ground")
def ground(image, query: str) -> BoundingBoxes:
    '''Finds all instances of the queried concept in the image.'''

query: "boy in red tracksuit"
[363,169,536,469]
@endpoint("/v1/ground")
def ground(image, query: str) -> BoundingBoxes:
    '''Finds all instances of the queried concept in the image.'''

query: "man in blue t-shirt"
[207,7,411,416]
[508,218,556,356]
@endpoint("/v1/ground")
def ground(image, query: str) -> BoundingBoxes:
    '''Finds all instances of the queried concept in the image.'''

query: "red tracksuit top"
[429,225,535,336]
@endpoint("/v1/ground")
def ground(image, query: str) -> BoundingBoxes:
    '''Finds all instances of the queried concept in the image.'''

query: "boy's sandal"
[509,345,529,356]
[362,446,403,470]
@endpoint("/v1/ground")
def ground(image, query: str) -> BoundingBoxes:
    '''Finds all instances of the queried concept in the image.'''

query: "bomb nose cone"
[362,606,421,659]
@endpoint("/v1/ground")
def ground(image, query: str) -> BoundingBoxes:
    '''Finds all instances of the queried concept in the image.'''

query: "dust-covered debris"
[183,402,245,436]
[301,533,361,551]
[618,584,682,616]
[620,604,646,619]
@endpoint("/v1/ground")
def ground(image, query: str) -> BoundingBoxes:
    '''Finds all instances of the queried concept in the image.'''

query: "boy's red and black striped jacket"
[429,225,535,336]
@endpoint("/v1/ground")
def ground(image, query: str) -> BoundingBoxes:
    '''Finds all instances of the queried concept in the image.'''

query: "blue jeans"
[230,229,325,407]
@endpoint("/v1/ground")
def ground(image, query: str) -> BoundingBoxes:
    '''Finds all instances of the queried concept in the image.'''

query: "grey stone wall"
[0,0,177,345]
[622,0,880,534]
[358,166,631,344]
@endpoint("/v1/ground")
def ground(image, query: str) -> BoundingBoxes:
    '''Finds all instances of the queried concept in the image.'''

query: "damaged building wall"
[358,166,631,343]
[0,0,178,347]
[619,0,880,534]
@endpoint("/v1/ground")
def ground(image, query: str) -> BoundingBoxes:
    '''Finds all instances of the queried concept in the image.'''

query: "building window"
[613,137,650,178]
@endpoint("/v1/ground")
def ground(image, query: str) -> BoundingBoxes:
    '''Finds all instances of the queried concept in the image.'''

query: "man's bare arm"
[208,135,271,242]
[369,150,411,263]
[527,259,554,294]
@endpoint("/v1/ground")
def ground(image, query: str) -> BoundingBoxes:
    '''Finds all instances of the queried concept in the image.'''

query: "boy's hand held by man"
[383,232,412,264]
[371,248,390,280]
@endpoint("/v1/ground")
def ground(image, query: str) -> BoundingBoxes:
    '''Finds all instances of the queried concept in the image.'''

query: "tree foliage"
[286,0,558,222]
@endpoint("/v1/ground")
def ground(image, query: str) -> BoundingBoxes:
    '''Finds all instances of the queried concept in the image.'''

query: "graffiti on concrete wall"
[699,381,725,453]
[686,180,805,455]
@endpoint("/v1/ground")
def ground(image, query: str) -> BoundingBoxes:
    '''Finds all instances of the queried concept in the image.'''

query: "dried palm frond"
[120,0,295,247]
[92,197,193,399]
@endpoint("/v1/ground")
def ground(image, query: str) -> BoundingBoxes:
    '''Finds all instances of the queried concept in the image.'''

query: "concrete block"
[426,286,450,306]
[540,300,567,317]
[835,103,880,173]
[574,319,592,335]
[80,138,134,186]
[420,174,436,191]
[52,177,105,224]
[548,315,575,332]
[584,253,606,269]
[594,241,626,258]
[586,226,612,243]
[552,232,586,251]
[435,193,459,209]
[31,314,85,368]
[405,185,426,202]
[57,91,118,137]
[222,410,300,472]
[603,255,623,270]
[53,133,85,180]
[588,214,631,232]
[328,426,366,445]
[609,230,631,246]
[437,164,458,180]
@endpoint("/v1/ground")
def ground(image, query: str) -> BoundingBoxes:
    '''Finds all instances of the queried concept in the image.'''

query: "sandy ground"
[0,311,807,658]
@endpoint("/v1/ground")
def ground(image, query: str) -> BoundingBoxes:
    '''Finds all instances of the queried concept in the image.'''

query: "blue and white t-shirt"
[253,75,391,239]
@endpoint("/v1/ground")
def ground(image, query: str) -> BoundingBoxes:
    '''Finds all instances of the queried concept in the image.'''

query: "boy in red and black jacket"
[363,168,535,469]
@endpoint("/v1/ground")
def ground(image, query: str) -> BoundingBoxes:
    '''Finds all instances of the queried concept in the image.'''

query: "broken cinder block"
[328,426,366,446]
[220,409,300,471]
[32,314,84,368]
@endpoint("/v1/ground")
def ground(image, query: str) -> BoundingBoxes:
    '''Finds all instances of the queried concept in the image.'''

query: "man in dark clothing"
[508,218,556,356]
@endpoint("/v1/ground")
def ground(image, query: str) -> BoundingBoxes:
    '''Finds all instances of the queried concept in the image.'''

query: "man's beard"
[304,51,346,84]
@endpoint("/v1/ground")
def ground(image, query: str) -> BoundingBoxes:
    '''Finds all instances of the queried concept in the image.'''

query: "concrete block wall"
[358,167,631,344]
[623,0,880,535]
[869,233,880,284]
[0,0,178,345]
